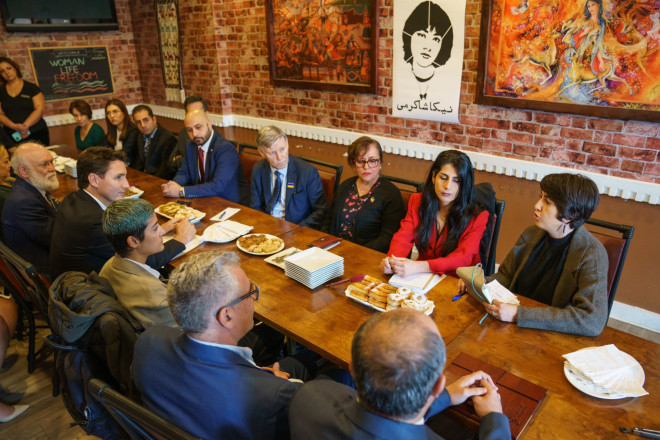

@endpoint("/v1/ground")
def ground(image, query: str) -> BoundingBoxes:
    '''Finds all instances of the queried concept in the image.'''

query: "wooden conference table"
[52,167,659,439]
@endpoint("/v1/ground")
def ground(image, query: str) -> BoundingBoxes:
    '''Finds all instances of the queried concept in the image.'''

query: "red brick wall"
[0,0,143,115]
[139,1,660,183]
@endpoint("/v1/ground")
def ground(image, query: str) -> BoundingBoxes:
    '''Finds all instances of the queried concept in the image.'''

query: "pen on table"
[479,313,488,325]
[452,291,467,301]
[218,210,227,221]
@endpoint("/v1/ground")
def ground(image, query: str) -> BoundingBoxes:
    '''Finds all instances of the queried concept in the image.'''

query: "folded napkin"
[210,207,240,221]
[563,345,648,397]
[202,220,253,243]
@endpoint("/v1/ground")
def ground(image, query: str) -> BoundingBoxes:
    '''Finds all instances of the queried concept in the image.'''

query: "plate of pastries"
[155,202,206,223]
[346,275,435,315]
[237,234,285,256]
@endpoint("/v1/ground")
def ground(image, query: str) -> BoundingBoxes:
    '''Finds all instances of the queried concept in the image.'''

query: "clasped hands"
[380,256,429,278]
[446,370,503,418]
[161,181,183,198]
[457,280,518,322]
[161,217,196,244]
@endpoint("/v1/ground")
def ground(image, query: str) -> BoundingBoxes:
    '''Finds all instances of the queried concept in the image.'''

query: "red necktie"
[198,148,205,183]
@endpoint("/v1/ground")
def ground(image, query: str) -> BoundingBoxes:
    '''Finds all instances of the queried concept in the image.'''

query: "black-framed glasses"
[354,158,380,168]
[215,282,260,315]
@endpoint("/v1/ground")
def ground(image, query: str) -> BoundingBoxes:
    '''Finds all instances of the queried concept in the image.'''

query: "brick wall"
[222,0,660,183]
[0,0,143,115]
[10,0,660,183]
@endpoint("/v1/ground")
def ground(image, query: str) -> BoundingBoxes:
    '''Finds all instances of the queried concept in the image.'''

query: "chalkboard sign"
[28,46,114,101]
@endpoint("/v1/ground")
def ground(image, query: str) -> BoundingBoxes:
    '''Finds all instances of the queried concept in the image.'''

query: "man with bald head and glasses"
[133,251,312,440]
[2,142,59,277]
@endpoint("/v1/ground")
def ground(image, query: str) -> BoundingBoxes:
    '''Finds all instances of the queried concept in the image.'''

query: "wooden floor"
[0,322,97,440]
[0,317,657,440]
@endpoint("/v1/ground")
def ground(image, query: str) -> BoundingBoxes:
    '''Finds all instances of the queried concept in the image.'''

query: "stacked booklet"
[563,344,648,399]
[284,247,344,289]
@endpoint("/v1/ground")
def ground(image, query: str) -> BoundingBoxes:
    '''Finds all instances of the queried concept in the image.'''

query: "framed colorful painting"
[266,0,378,93]
[476,0,660,122]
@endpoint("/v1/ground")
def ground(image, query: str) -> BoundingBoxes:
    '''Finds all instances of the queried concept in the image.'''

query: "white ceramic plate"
[236,233,285,256]
[124,186,144,199]
[265,247,302,269]
[155,204,206,224]
[563,347,645,399]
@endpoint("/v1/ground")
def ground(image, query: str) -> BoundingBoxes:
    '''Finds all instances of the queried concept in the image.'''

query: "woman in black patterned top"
[0,57,49,147]
[322,136,405,252]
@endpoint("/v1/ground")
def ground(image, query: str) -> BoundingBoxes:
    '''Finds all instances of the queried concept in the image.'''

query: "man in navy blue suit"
[161,109,249,204]
[133,251,310,440]
[250,125,327,229]
[288,308,511,440]
[2,142,59,276]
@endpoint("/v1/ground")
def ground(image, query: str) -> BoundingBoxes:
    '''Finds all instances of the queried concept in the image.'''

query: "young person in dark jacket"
[322,136,405,252]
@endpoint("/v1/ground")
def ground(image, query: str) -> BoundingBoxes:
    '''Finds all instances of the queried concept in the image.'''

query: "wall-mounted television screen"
[0,0,118,32]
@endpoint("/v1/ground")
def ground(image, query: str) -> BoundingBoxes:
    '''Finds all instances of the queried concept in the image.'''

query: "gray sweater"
[490,225,608,337]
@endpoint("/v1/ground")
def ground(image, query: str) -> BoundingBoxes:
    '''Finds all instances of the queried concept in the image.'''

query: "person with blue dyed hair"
[100,198,179,328]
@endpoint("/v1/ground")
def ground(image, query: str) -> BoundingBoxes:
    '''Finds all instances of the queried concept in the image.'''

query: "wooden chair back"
[584,218,634,315]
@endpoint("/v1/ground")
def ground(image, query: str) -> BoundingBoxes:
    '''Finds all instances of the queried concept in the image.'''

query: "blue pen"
[218,211,226,220]
[452,292,466,301]
[478,313,489,325]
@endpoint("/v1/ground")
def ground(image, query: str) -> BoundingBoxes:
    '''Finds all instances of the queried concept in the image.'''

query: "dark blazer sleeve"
[279,157,327,228]
[154,130,178,179]
[122,125,140,167]
[145,240,185,270]
[174,135,245,201]
[250,159,269,212]
[294,159,327,229]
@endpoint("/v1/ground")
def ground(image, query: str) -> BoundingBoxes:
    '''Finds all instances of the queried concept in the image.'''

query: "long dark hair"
[415,150,477,255]
[104,99,132,146]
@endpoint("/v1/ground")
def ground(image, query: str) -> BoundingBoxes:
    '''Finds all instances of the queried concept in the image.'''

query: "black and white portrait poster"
[392,0,465,123]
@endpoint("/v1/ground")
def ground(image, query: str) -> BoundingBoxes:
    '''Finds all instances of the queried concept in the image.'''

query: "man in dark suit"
[133,251,310,440]
[250,125,327,228]
[131,104,177,179]
[166,95,206,177]
[161,109,248,204]
[289,308,511,440]
[2,142,59,276]
[49,147,195,280]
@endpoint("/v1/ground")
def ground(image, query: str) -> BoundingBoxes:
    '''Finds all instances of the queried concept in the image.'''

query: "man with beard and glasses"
[1,142,59,277]
[161,109,249,204]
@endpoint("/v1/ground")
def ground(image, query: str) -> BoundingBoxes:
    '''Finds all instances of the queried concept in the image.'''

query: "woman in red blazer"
[381,149,488,277]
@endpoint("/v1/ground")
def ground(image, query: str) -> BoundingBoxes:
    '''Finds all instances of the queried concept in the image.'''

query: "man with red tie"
[161,109,248,204]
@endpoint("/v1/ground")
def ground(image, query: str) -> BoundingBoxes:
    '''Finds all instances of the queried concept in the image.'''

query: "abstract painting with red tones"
[477,0,660,121]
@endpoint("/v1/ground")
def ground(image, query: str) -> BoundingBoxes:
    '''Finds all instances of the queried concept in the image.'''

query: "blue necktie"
[265,171,282,214]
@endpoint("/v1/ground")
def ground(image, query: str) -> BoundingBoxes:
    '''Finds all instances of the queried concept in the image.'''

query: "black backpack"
[47,323,127,440]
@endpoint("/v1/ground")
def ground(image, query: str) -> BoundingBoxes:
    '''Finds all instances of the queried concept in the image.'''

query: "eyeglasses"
[215,282,260,315]
[354,158,380,168]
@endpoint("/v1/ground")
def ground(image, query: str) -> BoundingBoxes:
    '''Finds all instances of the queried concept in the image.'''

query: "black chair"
[297,156,343,205]
[238,143,262,185]
[482,199,505,277]
[584,218,634,315]
[88,379,202,440]
[0,241,51,373]
[381,174,423,209]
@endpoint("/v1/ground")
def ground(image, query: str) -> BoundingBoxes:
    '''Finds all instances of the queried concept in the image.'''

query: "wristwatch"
[179,188,185,198]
